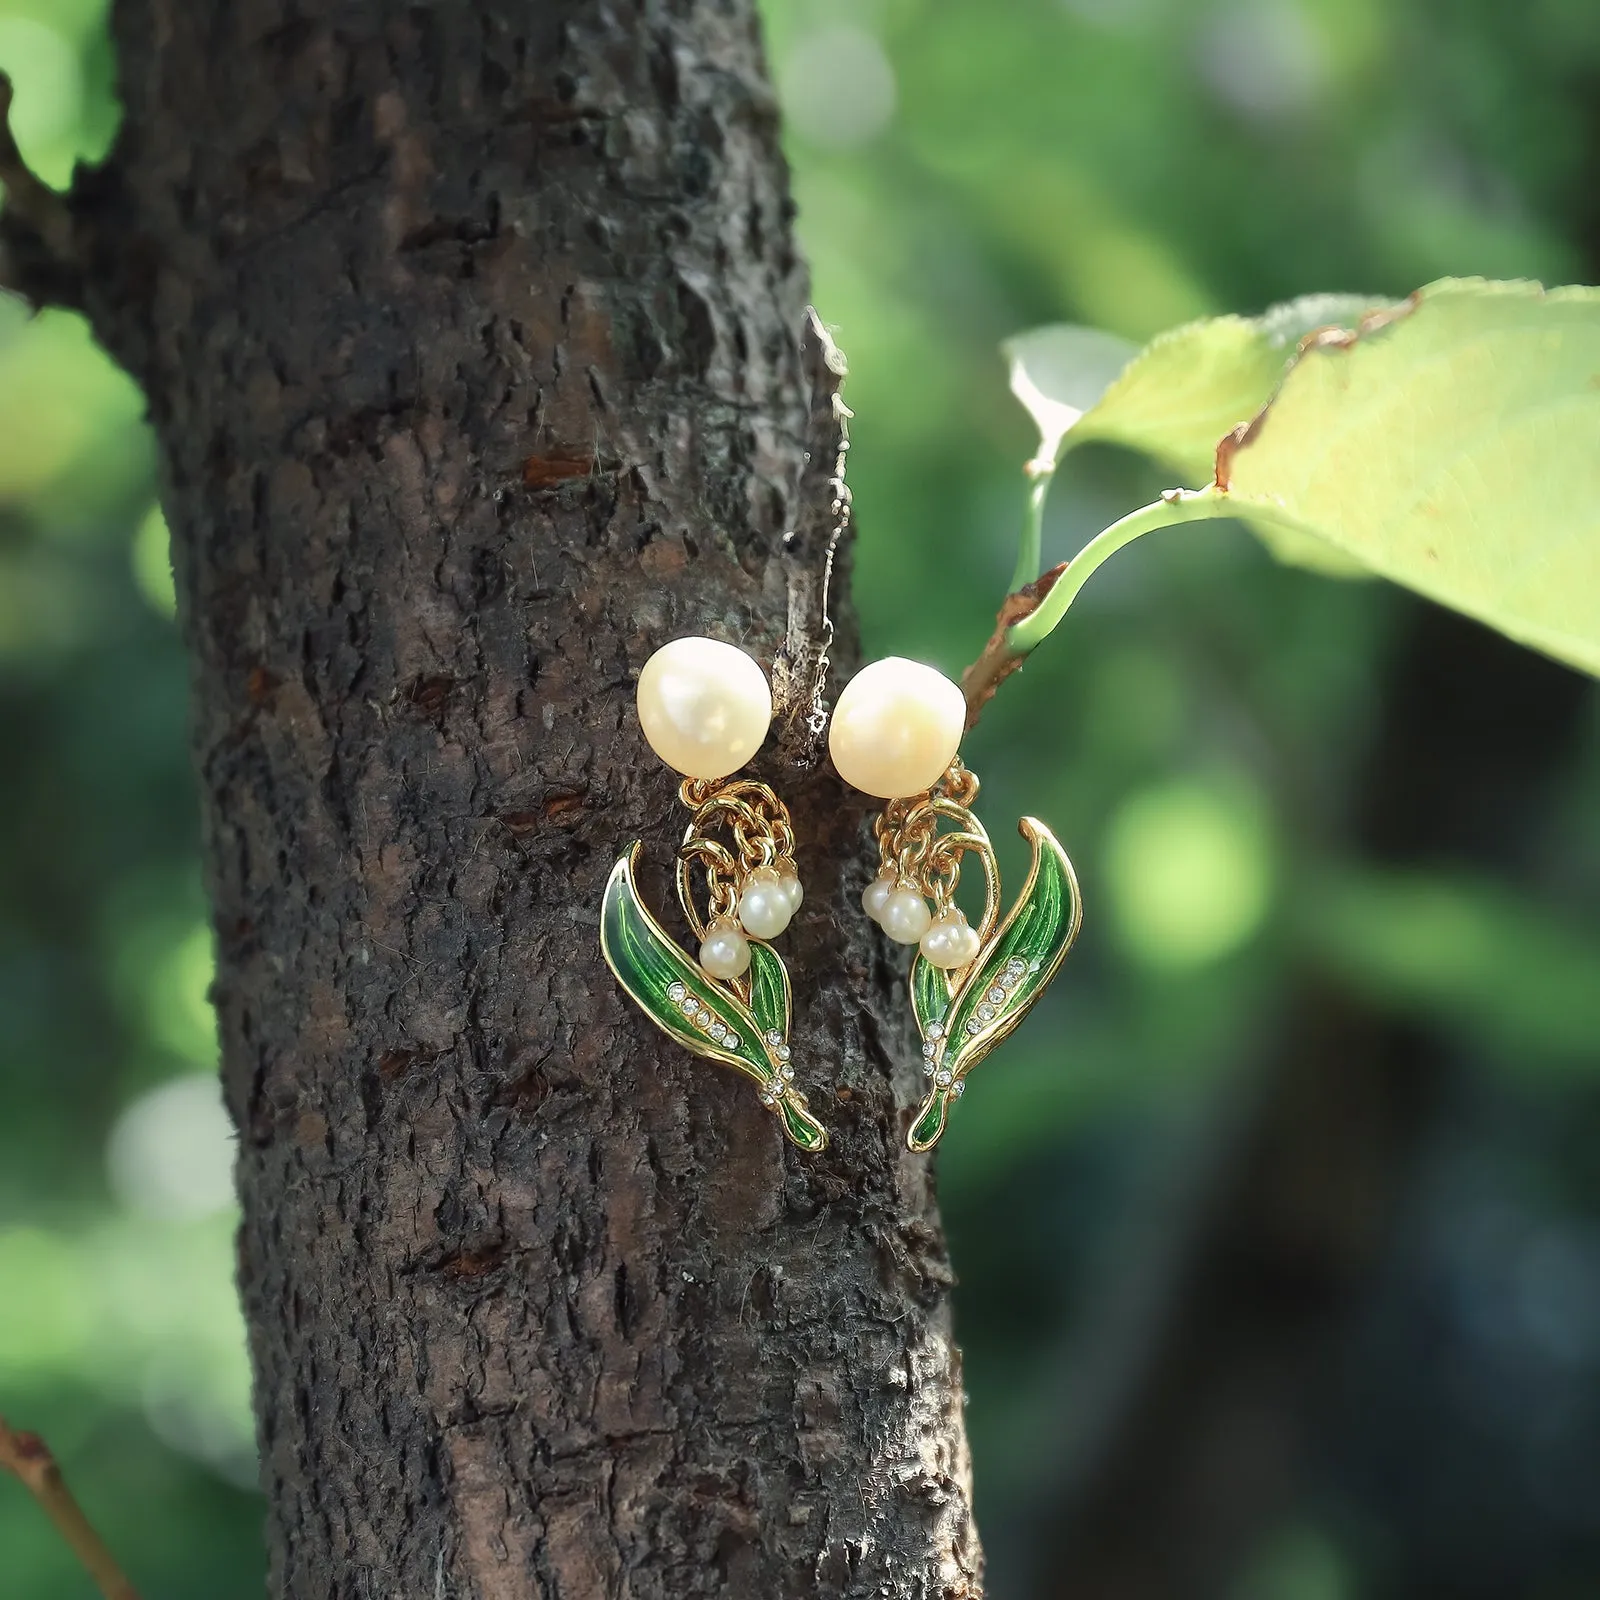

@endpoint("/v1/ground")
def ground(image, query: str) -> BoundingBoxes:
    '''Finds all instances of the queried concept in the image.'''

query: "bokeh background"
[4,0,1600,1595]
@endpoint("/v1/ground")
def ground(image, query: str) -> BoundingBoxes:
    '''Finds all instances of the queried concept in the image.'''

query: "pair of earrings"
[598,636,1081,1153]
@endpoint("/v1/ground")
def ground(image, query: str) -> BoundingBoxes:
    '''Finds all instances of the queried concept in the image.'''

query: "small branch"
[771,307,853,768]
[959,560,1068,728]
[0,1417,142,1600]
[961,488,1229,727]
[0,70,81,306]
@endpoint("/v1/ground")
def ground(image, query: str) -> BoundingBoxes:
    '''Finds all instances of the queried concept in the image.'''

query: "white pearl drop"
[861,874,895,923]
[776,872,803,914]
[829,656,966,799]
[879,886,932,945]
[919,911,982,971]
[699,920,751,978]
[636,636,772,780]
[737,871,792,940]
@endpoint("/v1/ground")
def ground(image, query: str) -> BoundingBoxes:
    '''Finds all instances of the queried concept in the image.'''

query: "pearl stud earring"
[831,656,1082,1151]
[600,636,827,1152]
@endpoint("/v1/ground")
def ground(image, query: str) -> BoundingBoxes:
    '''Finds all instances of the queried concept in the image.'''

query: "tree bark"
[13,4,980,1596]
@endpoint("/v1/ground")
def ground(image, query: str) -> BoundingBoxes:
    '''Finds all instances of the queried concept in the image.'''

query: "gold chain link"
[675,778,797,941]
[873,760,996,921]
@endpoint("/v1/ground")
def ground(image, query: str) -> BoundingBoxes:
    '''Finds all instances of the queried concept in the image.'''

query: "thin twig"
[958,561,1067,728]
[0,1417,142,1600]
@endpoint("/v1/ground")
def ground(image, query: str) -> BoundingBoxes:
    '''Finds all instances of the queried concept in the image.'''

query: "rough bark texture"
[28,4,981,1596]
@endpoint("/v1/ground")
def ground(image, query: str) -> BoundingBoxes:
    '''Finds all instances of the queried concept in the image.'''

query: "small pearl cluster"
[861,869,982,970]
[697,865,803,979]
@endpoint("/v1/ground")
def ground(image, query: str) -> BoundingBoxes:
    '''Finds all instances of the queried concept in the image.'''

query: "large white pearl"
[699,919,752,979]
[879,886,932,945]
[861,873,895,923]
[738,869,793,939]
[829,656,966,799]
[637,636,772,780]
[920,910,982,970]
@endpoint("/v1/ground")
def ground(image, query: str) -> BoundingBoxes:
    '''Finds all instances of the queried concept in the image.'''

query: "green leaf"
[910,954,950,1040]
[1217,278,1600,677]
[1008,292,1389,483]
[907,819,1082,1152]
[1004,324,1139,462]
[746,941,791,1044]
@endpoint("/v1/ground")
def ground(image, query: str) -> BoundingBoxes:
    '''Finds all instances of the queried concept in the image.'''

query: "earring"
[831,658,1082,1151]
[600,636,828,1152]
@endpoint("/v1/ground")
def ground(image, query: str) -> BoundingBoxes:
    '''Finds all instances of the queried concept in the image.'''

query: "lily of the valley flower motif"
[600,846,828,1152]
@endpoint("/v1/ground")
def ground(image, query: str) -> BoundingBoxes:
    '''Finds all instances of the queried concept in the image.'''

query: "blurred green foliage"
[3,0,1599,1595]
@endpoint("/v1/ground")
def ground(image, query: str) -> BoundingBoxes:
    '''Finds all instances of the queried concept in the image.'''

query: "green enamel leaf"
[600,849,769,1087]
[1008,292,1388,484]
[910,955,951,1040]
[776,1094,829,1153]
[601,849,828,1153]
[907,1093,950,1154]
[1219,279,1600,678]
[906,819,1082,1154]
[945,818,1080,1077]
[746,941,791,1043]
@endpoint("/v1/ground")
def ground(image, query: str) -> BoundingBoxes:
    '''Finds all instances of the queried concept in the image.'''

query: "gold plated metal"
[873,761,1083,1150]
[600,778,827,1152]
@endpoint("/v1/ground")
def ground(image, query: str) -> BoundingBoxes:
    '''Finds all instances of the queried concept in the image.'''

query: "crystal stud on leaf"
[780,1064,795,1081]
[951,1080,965,1097]
[966,1018,982,1035]
[668,982,686,1002]
[726,1033,739,1050]
[921,1041,937,1059]
[986,986,1005,1005]
[709,1024,727,1043]
[935,1069,952,1086]
[776,1044,792,1062]
[976,1003,995,1022]
[766,1029,783,1046]
[927,1022,944,1040]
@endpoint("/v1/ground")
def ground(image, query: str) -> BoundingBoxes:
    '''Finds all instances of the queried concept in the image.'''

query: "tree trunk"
[14,3,980,1595]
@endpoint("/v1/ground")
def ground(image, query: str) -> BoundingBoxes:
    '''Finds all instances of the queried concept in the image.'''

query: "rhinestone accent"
[987,986,1005,1005]
[758,1091,775,1105]
[976,1003,995,1022]
[668,982,686,1002]
[766,1029,783,1046]
[680,995,699,1014]
[709,1024,727,1043]
[927,1022,945,1041]
[935,1069,952,1087]
[951,1080,965,1097]
[695,1009,712,1027]
[921,1041,936,1059]
[726,1033,740,1050]
[776,1044,792,1062]
[966,1017,982,1035]
[780,1064,795,1081]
